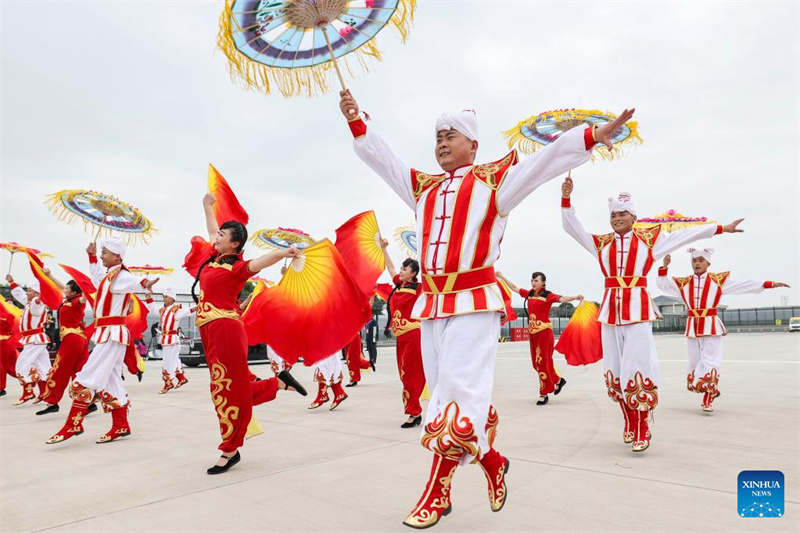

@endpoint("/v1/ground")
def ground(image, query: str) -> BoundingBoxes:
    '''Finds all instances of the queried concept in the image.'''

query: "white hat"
[162,288,177,301]
[27,280,40,293]
[435,109,478,141]
[608,192,637,216]
[100,237,126,260]
[687,247,714,262]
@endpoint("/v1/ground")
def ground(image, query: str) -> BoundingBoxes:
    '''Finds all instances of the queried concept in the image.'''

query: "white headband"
[100,237,126,260]
[435,109,478,141]
[162,288,177,300]
[27,280,40,293]
[687,247,714,262]
[608,191,637,216]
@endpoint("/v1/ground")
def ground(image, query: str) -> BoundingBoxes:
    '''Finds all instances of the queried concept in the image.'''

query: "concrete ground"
[1,333,798,533]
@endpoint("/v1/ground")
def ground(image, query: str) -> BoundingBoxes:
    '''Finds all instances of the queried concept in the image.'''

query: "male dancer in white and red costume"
[47,237,157,444]
[145,288,195,394]
[340,89,634,528]
[561,178,745,451]
[657,248,789,412]
[6,276,51,405]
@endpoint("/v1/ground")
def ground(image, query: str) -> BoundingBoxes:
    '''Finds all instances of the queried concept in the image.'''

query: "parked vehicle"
[789,317,800,332]
[180,339,271,367]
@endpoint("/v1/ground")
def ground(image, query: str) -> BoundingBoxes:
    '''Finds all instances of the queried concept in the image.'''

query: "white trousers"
[601,322,659,411]
[16,344,51,384]
[314,353,343,385]
[161,344,182,378]
[73,341,128,410]
[420,312,500,466]
[267,345,290,374]
[687,336,723,390]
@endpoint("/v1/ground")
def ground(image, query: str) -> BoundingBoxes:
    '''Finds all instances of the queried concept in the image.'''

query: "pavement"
[1,333,798,532]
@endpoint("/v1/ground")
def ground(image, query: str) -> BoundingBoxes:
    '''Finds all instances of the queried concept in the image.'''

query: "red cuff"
[764,281,774,289]
[88,254,97,264]
[145,297,154,304]
[139,279,148,288]
[561,197,571,208]
[715,225,723,235]
[658,267,668,276]
[10,282,18,290]
[348,117,367,139]
[583,126,597,150]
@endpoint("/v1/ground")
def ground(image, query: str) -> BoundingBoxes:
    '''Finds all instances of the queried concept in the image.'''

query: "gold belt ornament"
[60,326,86,339]
[195,301,241,328]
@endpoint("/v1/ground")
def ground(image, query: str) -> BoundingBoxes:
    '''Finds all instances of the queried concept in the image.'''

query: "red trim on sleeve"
[348,117,367,139]
[88,254,98,264]
[715,225,723,235]
[139,279,148,288]
[10,282,18,290]
[561,197,571,208]
[658,267,668,276]
[145,296,154,304]
[583,126,597,150]
[764,281,774,289]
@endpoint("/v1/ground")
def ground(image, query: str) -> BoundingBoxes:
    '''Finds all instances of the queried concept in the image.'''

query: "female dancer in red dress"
[497,271,582,405]
[193,194,307,474]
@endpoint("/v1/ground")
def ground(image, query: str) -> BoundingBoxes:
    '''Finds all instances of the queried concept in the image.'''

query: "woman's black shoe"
[36,403,60,415]
[137,371,144,383]
[207,451,241,475]
[536,395,549,406]
[278,370,307,396]
[345,381,358,388]
[370,361,376,372]
[0,390,6,397]
[553,378,567,395]
[401,415,422,428]
[87,403,98,414]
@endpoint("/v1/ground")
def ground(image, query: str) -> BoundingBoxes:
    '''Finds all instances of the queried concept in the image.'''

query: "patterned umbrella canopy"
[1,242,53,274]
[45,189,157,244]
[504,109,642,161]
[635,209,717,233]
[127,265,175,275]
[251,227,315,251]
[217,0,416,97]
[393,223,417,259]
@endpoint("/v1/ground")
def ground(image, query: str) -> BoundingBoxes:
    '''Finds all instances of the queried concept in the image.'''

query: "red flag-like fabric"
[334,211,385,297]
[58,263,97,308]
[183,236,216,278]
[555,301,603,366]
[25,251,62,309]
[123,295,149,375]
[375,283,393,302]
[208,164,249,226]
[497,279,518,324]
[243,239,371,366]
[0,294,22,346]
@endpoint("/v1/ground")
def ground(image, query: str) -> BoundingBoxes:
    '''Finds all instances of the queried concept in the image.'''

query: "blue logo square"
[738,470,784,518]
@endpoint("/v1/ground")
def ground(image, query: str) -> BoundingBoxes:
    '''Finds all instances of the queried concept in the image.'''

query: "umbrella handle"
[6,252,13,276]
[320,25,354,115]
[93,225,103,242]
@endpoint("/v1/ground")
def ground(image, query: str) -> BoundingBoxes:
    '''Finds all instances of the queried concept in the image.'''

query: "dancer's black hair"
[191,221,248,304]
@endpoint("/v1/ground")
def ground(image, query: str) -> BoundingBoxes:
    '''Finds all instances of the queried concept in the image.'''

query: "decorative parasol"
[635,209,717,233]
[0,242,52,275]
[393,224,417,259]
[242,239,371,365]
[127,265,175,276]
[504,109,642,161]
[555,301,603,366]
[251,227,315,251]
[45,189,157,244]
[334,211,385,297]
[217,0,416,97]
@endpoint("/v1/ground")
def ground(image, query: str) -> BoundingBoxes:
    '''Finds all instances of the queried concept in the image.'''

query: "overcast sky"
[1,1,798,309]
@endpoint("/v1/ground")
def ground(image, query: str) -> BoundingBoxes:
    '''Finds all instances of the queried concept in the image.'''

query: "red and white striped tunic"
[351,118,597,320]
[157,305,193,346]
[657,268,771,337]
[10,285,49,345]
[562,200,723,326]
[89,261,146,344]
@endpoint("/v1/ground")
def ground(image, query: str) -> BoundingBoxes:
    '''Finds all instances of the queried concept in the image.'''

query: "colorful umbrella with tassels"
[335,211,385,297]
[251,227,315,251]
[128,265,175,276]
[504,109,642,161]
[217,0,416,97]
[393,223,417,259]
[1,242,52,275]
[45,189,158,244]
[635,209,716,233]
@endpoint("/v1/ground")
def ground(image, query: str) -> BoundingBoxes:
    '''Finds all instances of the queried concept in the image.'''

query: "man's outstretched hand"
[595,108,636,150]
[339,89,359,119]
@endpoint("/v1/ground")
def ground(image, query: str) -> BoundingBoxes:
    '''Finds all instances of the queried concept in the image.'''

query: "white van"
[789,317,800,332]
